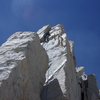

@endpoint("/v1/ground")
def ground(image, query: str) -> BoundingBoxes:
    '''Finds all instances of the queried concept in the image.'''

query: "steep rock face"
[99,90,100,99]
[37,25,80,100]
[87,74,100,100]
[0,32,48,100]
[76,67,100,100]
[0,24,99,100]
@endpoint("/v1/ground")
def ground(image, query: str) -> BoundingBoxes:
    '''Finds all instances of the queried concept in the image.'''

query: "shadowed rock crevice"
[41,79,66,100]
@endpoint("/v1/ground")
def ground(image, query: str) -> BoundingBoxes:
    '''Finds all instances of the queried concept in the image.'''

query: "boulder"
[0,32,48,100]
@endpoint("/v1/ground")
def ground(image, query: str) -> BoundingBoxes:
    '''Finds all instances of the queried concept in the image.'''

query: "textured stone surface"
[0,32,48,100]
[77,69,100,100]
[76,66,85,77]
[38,24,80,100]
[0,24,99,100]
[87,74,100,100]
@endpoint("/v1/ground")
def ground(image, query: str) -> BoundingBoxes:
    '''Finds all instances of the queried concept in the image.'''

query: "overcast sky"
[0,0,100,88]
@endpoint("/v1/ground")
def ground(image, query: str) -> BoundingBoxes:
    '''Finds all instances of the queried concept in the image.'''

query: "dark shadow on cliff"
[40,78,66,100]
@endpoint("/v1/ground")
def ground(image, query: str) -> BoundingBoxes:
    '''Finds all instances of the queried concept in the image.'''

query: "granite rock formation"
[0,24,99,100]
[0,32,48,100]
[37,24,100,100]
[37,24,80,100]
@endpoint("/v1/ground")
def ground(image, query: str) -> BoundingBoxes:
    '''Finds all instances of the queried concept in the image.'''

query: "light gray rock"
[0,32,48,100]
[37,25,51,39]
[0,24,99,100]
[38,24,80,100]
[76,66,85,77]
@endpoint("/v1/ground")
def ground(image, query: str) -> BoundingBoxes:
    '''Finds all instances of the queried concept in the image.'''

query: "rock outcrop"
[37,24,100,100]
[38,25,80,100]
[0,24,99,100]
[87,74,100,100]
[76,68,100,100]
[0,32,48,100]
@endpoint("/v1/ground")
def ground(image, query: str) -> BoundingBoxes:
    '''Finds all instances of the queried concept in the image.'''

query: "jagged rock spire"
[0,24,99,100]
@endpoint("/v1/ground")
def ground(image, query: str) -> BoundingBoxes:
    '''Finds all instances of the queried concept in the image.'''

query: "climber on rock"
[43,31,50,42]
